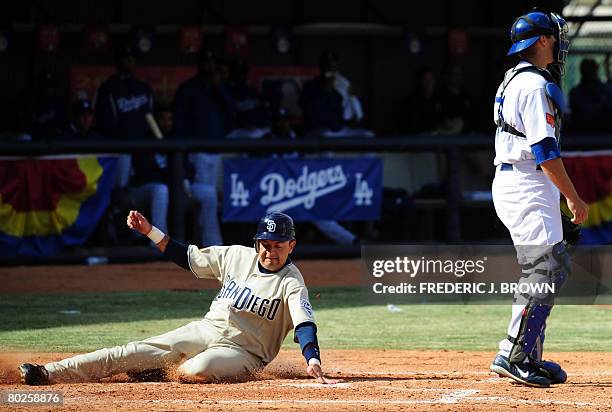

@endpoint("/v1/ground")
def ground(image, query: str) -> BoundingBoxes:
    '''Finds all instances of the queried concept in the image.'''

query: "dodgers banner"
[223,157,382,221]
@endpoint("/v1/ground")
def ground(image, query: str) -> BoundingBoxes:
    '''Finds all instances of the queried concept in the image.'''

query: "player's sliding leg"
[177,345,264,382]
[23,321,211,384]
[42,342,181,383]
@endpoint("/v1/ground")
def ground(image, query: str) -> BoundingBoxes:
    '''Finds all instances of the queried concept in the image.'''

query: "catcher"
[19,211,337,385]
[490,10,588,387]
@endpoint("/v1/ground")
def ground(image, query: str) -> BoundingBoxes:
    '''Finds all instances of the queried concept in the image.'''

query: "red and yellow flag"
[0,156,117,256]
[563,151,612,244]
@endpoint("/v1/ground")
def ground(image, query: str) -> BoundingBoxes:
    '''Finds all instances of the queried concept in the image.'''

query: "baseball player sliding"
[19,211,337,385]
[490,10,588,387]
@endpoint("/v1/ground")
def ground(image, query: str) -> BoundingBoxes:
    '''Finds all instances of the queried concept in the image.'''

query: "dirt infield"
[1,350,611,411]
[1,261,611,410]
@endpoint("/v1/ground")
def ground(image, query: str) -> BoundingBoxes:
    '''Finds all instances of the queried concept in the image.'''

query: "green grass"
[0,287,610,352]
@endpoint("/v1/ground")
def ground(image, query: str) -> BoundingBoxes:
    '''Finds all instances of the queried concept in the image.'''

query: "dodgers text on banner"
[223,157,382,222]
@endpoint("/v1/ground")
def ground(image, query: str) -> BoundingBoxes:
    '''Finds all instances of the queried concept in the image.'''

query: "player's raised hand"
[307,364,340,385]
[126,210,152,235]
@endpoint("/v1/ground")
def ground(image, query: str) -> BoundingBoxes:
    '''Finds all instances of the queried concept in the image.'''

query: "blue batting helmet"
[253,212,296,243]
[508,12,569,58]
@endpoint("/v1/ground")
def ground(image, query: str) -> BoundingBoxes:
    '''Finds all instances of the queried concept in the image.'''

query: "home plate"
[279,382,352,388]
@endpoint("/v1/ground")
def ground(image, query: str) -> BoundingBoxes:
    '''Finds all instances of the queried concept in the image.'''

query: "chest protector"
[495,65,566,140]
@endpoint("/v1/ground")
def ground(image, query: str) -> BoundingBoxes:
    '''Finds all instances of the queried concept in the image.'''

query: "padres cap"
[253,212,296,242]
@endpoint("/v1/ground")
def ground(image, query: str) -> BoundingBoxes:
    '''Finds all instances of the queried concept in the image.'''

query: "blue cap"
[507,12,555,56]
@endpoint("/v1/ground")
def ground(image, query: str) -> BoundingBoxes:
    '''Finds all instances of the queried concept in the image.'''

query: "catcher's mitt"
[561,211,581,246]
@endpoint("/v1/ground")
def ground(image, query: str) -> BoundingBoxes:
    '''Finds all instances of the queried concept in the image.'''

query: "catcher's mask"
[508,11,569,75]
[253,212,296,251]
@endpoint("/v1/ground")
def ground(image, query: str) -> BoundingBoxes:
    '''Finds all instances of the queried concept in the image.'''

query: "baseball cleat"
[490,355,551,388]
[19,363,50,385]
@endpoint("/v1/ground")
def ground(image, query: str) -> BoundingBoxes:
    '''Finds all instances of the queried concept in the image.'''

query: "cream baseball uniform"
[44,245,314,382]
[492,61,562,359]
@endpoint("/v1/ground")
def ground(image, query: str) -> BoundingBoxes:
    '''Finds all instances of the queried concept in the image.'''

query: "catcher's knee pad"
[548,242,571,299]
[509,243,571,364]
[551,241,571,278]
[514,242,570,306]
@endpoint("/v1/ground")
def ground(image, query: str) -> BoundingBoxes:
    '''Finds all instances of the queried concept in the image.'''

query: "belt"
[500,163,541,171]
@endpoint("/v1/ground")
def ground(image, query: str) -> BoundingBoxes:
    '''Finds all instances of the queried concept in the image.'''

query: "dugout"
[1,0,610,264]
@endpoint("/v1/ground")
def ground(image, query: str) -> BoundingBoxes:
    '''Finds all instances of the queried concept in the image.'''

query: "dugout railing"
[1,134,609,264]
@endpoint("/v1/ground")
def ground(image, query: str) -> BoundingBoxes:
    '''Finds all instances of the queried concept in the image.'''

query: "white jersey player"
[489,11,588,388]
[19,211,337,385]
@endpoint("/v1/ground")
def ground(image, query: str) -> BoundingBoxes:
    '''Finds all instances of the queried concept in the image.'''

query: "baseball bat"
[145,112,163,139]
